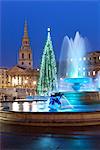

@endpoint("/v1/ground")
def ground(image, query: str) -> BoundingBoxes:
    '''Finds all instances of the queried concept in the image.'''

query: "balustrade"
[0,99,48,112]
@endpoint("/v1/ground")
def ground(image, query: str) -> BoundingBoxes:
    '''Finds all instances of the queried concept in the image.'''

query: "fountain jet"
[58,31,91,91]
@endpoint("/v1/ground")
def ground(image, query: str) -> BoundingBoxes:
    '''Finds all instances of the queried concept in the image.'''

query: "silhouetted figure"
[49,92,63,111]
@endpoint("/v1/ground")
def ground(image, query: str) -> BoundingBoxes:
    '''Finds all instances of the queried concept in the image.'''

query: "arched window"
[29,62,31,65]
[93,57,96,63]
[29,54,31,59]
[22,62,24,65]
[22,53,24,59]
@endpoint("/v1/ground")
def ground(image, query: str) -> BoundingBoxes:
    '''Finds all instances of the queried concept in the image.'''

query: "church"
[7,21,39,96]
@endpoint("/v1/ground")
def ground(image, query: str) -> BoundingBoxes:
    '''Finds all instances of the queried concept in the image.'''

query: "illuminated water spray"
[59,32,88,79]
[58,31,91,91]
[67,32,86,78]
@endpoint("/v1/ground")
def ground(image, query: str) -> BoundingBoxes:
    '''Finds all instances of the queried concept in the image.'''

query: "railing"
[0,98,50,112]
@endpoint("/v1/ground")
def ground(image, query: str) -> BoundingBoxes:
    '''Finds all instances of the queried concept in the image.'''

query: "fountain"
[51,31,100,108]
[58,32,91,91]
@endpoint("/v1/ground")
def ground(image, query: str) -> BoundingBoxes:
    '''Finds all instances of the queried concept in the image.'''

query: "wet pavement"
[0,123,100,150]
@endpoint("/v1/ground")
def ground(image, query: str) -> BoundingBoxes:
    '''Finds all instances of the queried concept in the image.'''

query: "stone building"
[0,67,8,88]
[87,51,100,78]
[5,21,39,97]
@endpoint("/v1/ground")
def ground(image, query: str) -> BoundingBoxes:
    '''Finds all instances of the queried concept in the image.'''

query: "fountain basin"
[63,77,92,91]
[58,91,100,105]
[64,77,92,84]
[0,91,100,126]
[0,110,100,126]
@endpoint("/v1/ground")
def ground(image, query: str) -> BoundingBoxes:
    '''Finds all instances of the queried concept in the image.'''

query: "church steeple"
[21,20,30,50]
[24,20,28,37]
[18,21,33,69]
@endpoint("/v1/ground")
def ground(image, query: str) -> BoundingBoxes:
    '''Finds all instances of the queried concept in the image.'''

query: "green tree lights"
[37,28,58,95]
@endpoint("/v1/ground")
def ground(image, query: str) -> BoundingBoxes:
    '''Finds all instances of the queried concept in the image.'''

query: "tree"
[37,28,58,95]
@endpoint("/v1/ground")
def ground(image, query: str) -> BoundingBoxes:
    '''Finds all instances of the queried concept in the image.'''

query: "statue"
[49,92,63,111]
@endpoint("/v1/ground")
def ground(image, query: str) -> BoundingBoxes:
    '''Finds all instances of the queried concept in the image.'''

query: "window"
[22,53,24,59]
[29,62,31,65]
[93,71,95,76]
[22,62,24,65]
[29,54,31,59]
[93,57,96,63]
[24,41,27,44]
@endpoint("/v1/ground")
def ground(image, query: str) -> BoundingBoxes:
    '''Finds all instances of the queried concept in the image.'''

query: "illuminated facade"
[7,66,39,89]
[0,68,8,88]
[2,21,39,96]
[87,51,100,78]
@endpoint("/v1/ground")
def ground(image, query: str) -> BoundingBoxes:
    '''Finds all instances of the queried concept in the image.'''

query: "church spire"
[18,20,33,69]
[21,20,30,48]
[24,20,28,38]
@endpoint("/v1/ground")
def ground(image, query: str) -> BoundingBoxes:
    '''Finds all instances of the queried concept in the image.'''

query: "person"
[49,92,63,111]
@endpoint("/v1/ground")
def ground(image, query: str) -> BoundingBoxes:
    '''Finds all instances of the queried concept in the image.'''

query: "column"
[19,102,23,111]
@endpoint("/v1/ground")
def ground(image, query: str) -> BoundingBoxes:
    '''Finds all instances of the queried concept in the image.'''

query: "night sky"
[0,0,100,68]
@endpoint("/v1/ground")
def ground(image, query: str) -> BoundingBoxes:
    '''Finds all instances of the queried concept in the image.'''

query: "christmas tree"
[37,28,58,95]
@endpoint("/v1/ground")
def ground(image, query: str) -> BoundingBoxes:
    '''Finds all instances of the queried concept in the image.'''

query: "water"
[10,100,100,112]
[66,32,86,78]
[58,31,96,92]
[1,123,100,150]
[58,32,88,79]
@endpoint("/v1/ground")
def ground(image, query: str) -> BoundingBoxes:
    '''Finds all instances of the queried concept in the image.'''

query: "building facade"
[0,68,8,88]
[87,51,100,78]
[0,21,39,97]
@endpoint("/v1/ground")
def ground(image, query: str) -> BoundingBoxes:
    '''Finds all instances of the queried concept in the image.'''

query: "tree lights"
[37,28,58,95]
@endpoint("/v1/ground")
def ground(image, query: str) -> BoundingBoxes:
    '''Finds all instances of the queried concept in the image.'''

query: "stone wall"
[0,111,100,126]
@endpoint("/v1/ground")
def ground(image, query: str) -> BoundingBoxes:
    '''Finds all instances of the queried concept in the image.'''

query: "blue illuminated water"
[58,31,95,92]
[58,32,88,79]
[1,123,100,150]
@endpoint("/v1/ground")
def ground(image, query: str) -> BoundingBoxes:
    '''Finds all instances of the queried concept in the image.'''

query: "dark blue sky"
[0,0,100,68]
